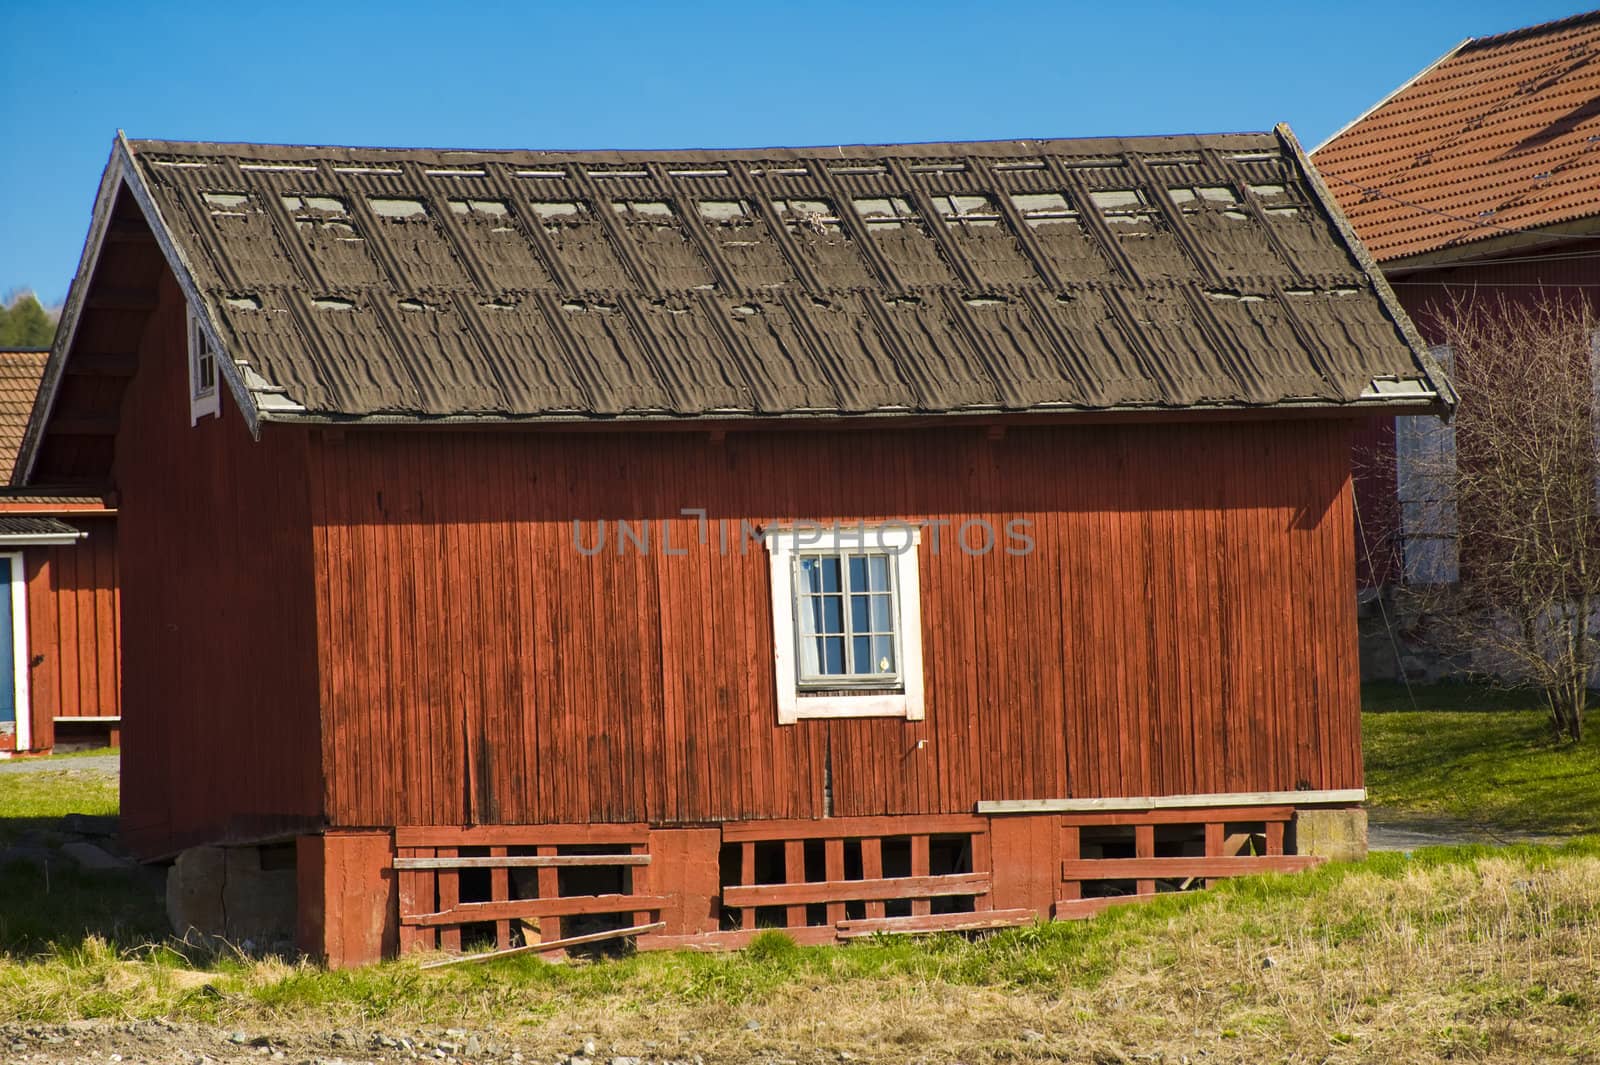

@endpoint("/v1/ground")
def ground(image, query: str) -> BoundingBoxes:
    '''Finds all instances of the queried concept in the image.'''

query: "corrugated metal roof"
[1314,10,1600,262]
[0,515,82,542]
[124,129,1441,421]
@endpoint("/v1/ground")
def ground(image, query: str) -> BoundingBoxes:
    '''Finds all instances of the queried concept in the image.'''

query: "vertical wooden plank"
[1058,824,1082,902]
[861,837,885,919]
[1135,823,1155,896]
[740,841,756,931]
[970,827,993,911]
[1204,821,1224,889]
[824,837,845,927]
[1266,820,1285,857]
[910,834,931,916]
[536,845,560,944]
[783,839,806,928]
[397,846,419,954]
[490,846,510,950]
[436,847,461,953]
[631,842,654,929]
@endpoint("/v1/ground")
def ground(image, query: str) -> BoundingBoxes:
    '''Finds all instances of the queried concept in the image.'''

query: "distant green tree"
[0,293,56,347]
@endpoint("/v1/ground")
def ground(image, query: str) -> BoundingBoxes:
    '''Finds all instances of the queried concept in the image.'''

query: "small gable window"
[764,525,925,724]
[187,305,220,424]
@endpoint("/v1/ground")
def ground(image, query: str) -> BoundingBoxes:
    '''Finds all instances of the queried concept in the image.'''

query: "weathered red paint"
[296,831,397,968]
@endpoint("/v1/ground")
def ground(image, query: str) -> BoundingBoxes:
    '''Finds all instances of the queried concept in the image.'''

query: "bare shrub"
[1413,294,1598,742]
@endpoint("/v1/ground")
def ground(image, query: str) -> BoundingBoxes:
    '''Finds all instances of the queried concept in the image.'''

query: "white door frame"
[1,553,30,752]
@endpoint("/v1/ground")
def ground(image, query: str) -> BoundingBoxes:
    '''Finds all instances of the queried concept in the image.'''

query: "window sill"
[782,690,914,721]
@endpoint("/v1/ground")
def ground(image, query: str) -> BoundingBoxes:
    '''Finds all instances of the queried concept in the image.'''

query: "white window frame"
[187,304,220,424]
[0,553,30,753]
[764,524,924,724]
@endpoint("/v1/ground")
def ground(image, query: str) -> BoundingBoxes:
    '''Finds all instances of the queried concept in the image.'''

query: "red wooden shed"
[0,348,120,755]
[18,126,1448,965]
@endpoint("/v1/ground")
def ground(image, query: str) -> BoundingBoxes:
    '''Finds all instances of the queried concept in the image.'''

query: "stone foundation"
[1293,807,1368,863]
[165,843,298,951]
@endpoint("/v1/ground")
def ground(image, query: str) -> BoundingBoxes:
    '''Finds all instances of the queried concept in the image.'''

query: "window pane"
[799,633,820,675]
[799,594,821,636]
[850,595,871,632]
[822,637,845,675]
[867,555,890,591]
[818,556,841,593]
[872,635,896,673]
[852,635,872,673]
[871,594,894,632]
[798,556,823,594]
[821,595,843,634]
[848,554,868,591]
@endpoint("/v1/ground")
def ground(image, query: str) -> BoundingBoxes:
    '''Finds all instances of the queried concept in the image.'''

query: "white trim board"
[4,554,30,752]
[977,789,1367,814]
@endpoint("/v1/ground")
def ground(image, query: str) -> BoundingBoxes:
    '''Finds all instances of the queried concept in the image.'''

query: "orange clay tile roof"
[0,349,49,480]
[0,349,103,506]
[1314,10,1600,262]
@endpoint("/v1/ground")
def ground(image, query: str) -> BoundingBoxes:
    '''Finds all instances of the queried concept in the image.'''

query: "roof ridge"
[123,131,1280,159]
[1463,7,1600,50]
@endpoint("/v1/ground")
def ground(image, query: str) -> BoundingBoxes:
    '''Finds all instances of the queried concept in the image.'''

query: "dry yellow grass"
[2,845,1597,1063]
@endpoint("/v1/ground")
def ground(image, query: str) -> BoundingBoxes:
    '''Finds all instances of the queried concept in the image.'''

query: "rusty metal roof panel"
[1314,10,1600,262]
[121,130,1442,421]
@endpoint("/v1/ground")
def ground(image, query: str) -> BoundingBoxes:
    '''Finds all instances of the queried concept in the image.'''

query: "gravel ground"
[0,1020,675,1065]
[0,754,119,776]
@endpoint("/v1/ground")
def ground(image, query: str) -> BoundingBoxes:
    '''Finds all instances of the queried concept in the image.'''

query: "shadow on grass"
[1362,679,1551,715]
[0,856,167,955]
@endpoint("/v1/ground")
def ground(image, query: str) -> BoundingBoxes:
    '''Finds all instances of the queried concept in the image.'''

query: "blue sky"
[1,1,1579,306]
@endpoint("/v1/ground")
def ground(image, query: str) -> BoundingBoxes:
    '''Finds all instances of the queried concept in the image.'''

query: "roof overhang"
[15,134,262,487]
[0,517,86,546]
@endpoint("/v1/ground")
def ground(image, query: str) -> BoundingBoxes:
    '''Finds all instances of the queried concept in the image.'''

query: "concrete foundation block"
[165,844,297,950]
[1294,807,1368,863]
[166,846,227,940]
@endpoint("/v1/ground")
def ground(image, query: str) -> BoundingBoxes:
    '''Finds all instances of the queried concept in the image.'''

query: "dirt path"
[1367,810,1566,851]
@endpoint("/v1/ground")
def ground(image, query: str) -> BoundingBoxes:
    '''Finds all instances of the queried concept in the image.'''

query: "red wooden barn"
[0,348,120,755]
[17,126,1449,966]
[1315,10,1600,590]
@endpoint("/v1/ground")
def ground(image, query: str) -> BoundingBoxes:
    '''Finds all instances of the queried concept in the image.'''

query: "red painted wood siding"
[309,418,1363,830]
[114,274,323,858]
[25,515,121,747]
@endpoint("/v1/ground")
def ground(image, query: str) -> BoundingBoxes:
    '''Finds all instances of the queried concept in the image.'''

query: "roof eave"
[1280,123,1458,411]
[253,392,1449,430]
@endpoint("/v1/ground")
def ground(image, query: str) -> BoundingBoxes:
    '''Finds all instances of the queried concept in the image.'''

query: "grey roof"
[122,128,1447,422]
[0,516,84,543]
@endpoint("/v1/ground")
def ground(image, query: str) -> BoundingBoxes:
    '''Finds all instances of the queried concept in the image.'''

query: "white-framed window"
[764,524,925,724]
[1396,344,1458,585]
[187,305,220,424]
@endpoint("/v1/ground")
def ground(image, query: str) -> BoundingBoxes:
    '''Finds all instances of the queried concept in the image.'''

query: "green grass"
[1362,682,1600,834]
[0,767,118,846]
